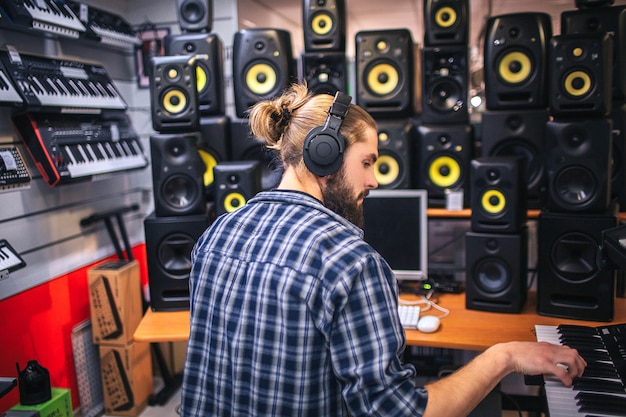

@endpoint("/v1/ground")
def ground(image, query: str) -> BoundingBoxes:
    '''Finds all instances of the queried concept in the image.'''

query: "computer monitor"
[362,189,428,281]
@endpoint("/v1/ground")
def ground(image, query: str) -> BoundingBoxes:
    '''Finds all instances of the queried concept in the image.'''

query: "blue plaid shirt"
[180,190,428,416]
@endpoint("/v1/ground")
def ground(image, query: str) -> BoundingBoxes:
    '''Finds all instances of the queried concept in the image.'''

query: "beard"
[321,167,367,229]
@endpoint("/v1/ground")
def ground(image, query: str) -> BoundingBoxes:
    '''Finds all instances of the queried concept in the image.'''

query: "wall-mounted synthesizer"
[0,48,127,113]
[0,58,22,106]
[11,111,148,186]
[0,0,87,39]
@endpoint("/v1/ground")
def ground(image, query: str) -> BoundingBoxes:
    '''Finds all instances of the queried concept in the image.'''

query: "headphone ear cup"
[303,127,344,176]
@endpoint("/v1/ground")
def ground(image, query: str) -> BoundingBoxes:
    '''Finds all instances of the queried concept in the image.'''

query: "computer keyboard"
[398,305,421,329]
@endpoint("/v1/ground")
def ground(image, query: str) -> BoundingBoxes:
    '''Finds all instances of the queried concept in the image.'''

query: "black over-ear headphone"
[303,91,352,176]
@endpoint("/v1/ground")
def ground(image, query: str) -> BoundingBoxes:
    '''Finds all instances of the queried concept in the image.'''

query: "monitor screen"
[362,189,428,281]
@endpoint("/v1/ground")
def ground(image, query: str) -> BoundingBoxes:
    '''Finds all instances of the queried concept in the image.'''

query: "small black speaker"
[149,54,202,132]
[537,209,617,321]
[373,118,415,189]
[197,115,231,200]
[302,0,346,52]
[561,5,626,99]
[421,44,469,124]
[465,228,528,313]
[470,156,527,233]
[545,118,612,213]
[150,133,207,217]
[484,12,553,110]
[301,51,347,96]
[214,161,262,216]
[232,29,296,119]
[549,32,613,118]
[176,0,212,32]
[423,0,469,46]
[415,123,472,207]
[480,109,549,208]
[355,29,414,117]
[145,212,210,311]
[164,32,225,116]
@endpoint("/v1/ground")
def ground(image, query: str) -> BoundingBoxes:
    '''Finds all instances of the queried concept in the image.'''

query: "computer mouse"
[417,315,441,333]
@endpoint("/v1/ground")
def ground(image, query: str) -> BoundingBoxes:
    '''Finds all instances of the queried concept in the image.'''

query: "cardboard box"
[11,388,72,417]
[99,342,153,417]
[88,260,142,345]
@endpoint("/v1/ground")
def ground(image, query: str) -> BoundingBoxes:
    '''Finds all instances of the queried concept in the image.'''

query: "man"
[180,84,586,416]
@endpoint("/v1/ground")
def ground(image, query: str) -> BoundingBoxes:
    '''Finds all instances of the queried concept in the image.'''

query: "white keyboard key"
[398,305,421,329]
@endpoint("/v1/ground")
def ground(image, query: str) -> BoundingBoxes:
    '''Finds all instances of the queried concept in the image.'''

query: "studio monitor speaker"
[164,32,225,116]
[545,118,612,213]
[561,5,626,99]
[176,0,212,33]
[421,45,469,124]
[484,12,552,110]
[233,29,296,119]
[610,104,626,207]
[480,109,549,208]
[355,29,414,117]
[197,115,231,200]
[423,0,469,46]
[415,123,472,207]
[470,156,527,233]
[537,209,617,321]
[214,161,262,217]
[374,119,415,189]
[150,133,207,217]
[303,0,346,52]
[150,54,203,132]
[465,229,528,313]
[144,212,210,311]
[301,51,347,96]
[549,32,612,118]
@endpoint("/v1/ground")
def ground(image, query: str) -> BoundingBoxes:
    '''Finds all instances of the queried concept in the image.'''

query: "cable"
[398,292,451,319]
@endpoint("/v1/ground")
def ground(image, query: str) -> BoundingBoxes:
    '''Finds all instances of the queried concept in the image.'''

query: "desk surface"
[134,292,626,350]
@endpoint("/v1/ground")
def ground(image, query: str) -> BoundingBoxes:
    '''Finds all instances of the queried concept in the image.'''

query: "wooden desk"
[134,292,626,350]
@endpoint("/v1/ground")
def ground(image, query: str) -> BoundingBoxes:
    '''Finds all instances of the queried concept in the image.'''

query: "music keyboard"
[0,0,86,38]
[0,62,22,105]
[536,324,626,417]
[0,49,127,112]
[0,239,26,278]
[67,1,142,48]
[11,111,148,186]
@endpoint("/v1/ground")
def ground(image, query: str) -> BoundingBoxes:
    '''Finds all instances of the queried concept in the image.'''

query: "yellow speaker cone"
[572,47,583,58]
[378,132,389,143]
[498,51,532,85]
[224,192,246,213]
[245,63,277,95]
[374,155,400,186]
[429,155,460,188]
[162,89,188,114]
[367,63,399,96]
[196,65,208,93]
[312,13,333,35]
[564,70,591,97]
[166,67,180,80]
[481,189,506,214]
[435,6,457,28]
[197,149,217,187]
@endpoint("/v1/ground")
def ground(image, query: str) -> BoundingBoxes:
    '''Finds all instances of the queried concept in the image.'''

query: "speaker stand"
[149,343,183,406]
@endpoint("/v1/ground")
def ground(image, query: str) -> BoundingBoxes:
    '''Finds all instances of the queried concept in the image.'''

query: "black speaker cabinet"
[610,103,626,207]
[549,32,612,118]
[416,123,472,207]
[302,0,346,52]
[301,51,346,96]
[176,0,212,32]
[373,118,415,189]
[561,5,626,100]
[545,118,612,213]
[150,133,207,217]
[484,12,552,110]
[480,109,549,208]
[230,118,283,191]
[197,115,230,200]
[421,45,469,124]
[465,228,528,313]
[164,32,224,116]
[470,156,527,233]
[214,161,262,217]
[537,209,617,321]
[423,0,469,46]
[355,29,414,117]
[149,54,202,132]
[232,29,296,119]
[144,212,210,311]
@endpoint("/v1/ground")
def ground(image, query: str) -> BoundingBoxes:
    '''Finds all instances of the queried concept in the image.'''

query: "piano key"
[0,240,26,273]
